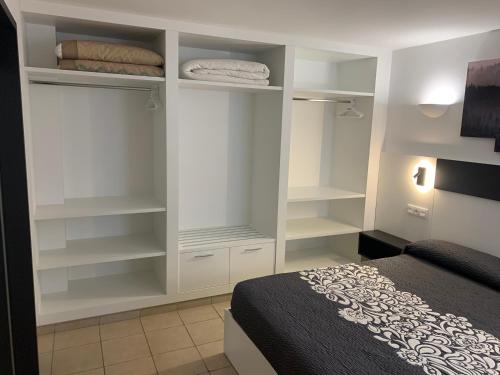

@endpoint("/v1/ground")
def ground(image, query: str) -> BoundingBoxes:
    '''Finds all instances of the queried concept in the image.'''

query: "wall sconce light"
[419,82,458,118]
[418,104,449,118]
[412,160,435,193]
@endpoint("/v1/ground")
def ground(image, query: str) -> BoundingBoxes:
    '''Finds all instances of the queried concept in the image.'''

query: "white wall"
[375,153,436,242]
[3,0,19,21]
[384,30,500,164]
[376,30,500,257]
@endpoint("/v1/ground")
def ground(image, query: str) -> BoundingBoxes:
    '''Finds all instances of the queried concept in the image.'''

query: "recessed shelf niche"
[294,47,377,93]
[36,212,167,321]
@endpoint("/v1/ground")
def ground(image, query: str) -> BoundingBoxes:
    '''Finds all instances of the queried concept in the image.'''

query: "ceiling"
[40,0,500,49]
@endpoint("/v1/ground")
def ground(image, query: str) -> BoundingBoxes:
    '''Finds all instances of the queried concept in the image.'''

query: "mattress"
[231,240,500,375]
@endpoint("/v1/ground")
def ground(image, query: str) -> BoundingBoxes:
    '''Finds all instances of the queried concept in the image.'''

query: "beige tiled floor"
[37,296,236,375]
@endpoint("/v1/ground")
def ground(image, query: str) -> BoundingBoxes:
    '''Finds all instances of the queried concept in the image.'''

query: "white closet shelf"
[285,247,354,273]
[40,271,165,316]
[286,217,361,240]
[26,67,165,88]
[294,87,374,99]
[179,225,274,252]
[34,196,166,220]
[178,78,283,93]
[288,186,365,202]
[37,234,166,270]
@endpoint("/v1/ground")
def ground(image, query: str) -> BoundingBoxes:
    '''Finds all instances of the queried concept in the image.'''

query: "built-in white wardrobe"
[19,4,386,325]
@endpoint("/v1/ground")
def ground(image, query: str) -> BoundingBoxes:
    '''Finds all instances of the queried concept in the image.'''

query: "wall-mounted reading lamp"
[413,167,427,186]
[412,160,435,193]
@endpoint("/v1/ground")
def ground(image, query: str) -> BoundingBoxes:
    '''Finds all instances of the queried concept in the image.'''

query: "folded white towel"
[181,59,270,86]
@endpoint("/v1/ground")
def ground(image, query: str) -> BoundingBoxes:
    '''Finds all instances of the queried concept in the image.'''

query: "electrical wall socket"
[407,204,429,218]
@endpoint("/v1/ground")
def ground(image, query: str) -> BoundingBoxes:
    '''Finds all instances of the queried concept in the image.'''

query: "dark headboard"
[435,159,500,202]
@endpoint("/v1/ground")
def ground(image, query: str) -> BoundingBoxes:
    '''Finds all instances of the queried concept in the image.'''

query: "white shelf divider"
[34,196,166,220]
[179,78,283,93]
[179,225,274,252]
[285,247,354,273]
[26,67,165,89]
[40,271,166,318]
[294,87,374,99]
[288,186,365,202]
[286,217,361,241]
[37,234,166,270]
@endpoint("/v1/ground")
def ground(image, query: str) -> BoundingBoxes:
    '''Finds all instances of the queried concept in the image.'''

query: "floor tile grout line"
[48,327,103,375]
[50,331,55,375]
[99,317,144,343]
[139,313,160,375]
[97,323,106,375]
[181,312,215,374]
[40,300,230,375]
[183,306,225,347]
[195,340,231,373]
[197,305,231,372]
[178,304,219,326]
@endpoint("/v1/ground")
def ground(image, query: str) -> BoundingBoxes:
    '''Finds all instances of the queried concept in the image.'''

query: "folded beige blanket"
[56,40,164,66]
[181,59,270,86]
[59,59,165,77]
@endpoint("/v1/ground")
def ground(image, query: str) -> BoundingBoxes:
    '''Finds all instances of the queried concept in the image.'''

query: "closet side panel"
[250,92,283,236]
[30,85,64,205]
[152,32,167,293]
[337,58,377,93]
[364,54,392,230]
[24,23,57,68]
[153,32,167,205]
[294,59,338,89]
[60,88,154,199]
[274,45,296,273]
[288,102,327,187]
[178,90,253,230]
[165,29,179,297]
[331,97,374,193]
[178,90,230,229]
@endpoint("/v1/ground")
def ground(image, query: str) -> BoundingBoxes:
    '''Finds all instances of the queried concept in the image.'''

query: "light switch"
[407,204,429,219]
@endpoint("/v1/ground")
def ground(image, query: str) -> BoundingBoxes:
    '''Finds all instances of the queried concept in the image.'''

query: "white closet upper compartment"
[178,33,285,91]
[23,14,165,67]
[294,47,376,97]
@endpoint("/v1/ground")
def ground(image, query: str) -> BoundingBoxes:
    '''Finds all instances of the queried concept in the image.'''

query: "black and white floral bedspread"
[300,264,500,375]
[231,243,500,375]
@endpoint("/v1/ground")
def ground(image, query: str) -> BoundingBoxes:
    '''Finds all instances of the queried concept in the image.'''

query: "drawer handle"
[244,248,263,252]
[194,253,215,258]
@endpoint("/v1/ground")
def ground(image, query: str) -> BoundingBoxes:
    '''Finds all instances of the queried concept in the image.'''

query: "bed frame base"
[224,309,277,375]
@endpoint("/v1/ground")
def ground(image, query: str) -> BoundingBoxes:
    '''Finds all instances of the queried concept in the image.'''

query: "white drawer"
[179,248,229,292]
[230,242,275,284]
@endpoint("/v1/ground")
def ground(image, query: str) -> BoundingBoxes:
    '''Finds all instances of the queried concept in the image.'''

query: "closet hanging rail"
[29,80,153,92]
[293,97,352,103]
[293,97,365,118]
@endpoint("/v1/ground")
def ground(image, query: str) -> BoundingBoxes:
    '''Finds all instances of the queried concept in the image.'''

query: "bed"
[224,240,500,375]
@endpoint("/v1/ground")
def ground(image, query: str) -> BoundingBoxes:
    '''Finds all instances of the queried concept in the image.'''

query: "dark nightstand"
[358,230,411,261]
